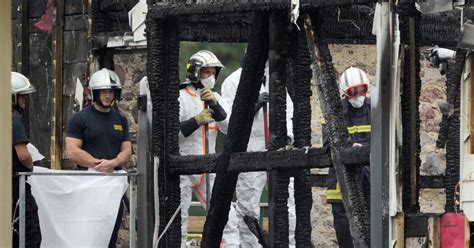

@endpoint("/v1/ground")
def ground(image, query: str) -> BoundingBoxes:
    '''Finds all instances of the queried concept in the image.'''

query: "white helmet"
[89,68,122,102]
[11,72,36,104]
[184,50,224,84]
[339,67,369,98]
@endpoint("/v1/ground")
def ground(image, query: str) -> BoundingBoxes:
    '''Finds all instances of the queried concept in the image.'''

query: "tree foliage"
[179,42,247,94]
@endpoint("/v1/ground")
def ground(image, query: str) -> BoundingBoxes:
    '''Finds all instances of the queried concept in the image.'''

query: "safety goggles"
[345,83,368,97]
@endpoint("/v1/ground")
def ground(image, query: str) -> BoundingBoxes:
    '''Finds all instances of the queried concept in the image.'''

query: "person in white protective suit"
[220,63,296,248]
[178,50,239,247]
[428,46,455,76]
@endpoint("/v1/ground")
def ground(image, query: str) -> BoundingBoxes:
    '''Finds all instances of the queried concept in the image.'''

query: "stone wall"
[115,51,147,167]
[112,51,146,247]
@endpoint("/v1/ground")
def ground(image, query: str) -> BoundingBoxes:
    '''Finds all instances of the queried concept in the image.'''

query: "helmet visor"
[345,83,368,97]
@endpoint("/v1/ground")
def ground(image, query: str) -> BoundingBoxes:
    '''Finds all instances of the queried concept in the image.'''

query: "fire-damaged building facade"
[10,0,474,247]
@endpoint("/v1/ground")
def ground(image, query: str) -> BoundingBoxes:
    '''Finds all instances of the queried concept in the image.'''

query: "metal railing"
[17,171,138,248]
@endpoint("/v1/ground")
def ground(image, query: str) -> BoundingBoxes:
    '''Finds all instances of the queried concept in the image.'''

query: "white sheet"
[28,166,129,248]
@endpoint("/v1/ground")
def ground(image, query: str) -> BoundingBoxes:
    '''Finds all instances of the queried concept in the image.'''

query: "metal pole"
[204,102,210,212]
[19,175,25,248]
[137,80,153,248]
[371,1,392,247]
[129,176,137,248]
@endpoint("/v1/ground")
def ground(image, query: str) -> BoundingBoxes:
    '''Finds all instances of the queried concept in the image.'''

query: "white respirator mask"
[200,75,216,89]
[348,95,365,109]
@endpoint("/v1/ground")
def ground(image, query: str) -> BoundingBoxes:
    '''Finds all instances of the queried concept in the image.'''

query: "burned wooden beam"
[170,146,369,177]
[227,148,332,173]
[289,23,314,246]
[305,11,370,247]
[340,146,370,166]
[169,154,219,175]
[268,10,291,247]
[201,12,269,247]
[147,15,181,247]
[91,0,133,35]
[309,174,328,188]
[146,2,468,46]
[444,49,465,212]
[398,0,422,212]
[178,13,253,43]
[147,1,373,19]
[418,175,445,189]
[170,146,369,175]
[404,213,441,238]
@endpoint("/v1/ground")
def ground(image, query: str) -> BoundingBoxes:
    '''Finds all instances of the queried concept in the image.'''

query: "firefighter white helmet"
[339,67,369,108]
[339,67,369,98]
[89,68,122,102]
[184,50,224,85]
[11,72,36,104]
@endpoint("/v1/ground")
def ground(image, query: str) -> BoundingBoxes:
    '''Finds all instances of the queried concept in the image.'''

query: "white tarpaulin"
[28,166,129,248]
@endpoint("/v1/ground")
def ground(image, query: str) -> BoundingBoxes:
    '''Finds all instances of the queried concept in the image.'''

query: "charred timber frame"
[443,50,466,212]
[398,1,422,212]
[146,15,182,247]
[201,12,269,247]
[268,10,292,247]
[145,1,457,247]
[305,11,370,247]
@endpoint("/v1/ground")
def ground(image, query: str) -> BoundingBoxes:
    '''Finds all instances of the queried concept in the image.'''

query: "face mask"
[348,95,365,108]
[200,75,216,89]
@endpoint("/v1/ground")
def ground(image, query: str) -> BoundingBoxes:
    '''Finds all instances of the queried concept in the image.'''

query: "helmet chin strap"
[95,99,112,109]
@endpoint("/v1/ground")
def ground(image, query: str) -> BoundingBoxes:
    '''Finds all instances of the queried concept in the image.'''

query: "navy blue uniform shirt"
[12,111,30,177]
[66,105,130,170]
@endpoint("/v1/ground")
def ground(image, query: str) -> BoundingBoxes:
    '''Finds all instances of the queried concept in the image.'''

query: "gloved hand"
[254,92,269,114]
[200,87,217,106]
[195,109,215,125]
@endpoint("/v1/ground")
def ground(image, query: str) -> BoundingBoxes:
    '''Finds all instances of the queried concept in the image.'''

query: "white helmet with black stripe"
[184,50,224,85]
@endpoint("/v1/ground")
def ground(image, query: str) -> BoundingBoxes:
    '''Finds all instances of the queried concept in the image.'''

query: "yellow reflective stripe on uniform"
[326,183,342,200]
[346,125,371,135]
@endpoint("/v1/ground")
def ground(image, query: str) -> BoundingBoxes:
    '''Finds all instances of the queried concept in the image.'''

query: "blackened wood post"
[51,0,64,170]
[268,10,290,247]
[398,0,421,213]
[147,16,181,247]
[19,0,29,75]
[305,12,370,247]
[289,20,313,247]
[17,0,31,133]
[444,49,466,212]
[201,12,269,247]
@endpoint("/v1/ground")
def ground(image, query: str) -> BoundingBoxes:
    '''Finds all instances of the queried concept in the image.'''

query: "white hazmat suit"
[178,84,239,248]
[221,67,296,247]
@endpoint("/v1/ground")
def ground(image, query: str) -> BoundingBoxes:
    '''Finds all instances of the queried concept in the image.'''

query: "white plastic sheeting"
[28,166,129,248]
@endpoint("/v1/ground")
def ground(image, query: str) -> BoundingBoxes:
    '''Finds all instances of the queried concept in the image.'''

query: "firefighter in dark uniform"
[11,72,42,247]
[323,67,371,248]
[65,68,131,248]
